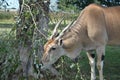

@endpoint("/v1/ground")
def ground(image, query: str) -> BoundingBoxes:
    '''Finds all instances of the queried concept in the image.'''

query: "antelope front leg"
[96,46,105,80]
[87,50,96,80]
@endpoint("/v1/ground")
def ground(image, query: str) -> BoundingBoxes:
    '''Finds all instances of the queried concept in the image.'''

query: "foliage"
[98,0,120,6]
[57,0,120,11]
[0,32,19,80]
[57,0,98,11]
[16,0,48,45]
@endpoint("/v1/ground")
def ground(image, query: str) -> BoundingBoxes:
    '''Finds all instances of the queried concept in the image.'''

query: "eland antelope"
[41,4,120,80]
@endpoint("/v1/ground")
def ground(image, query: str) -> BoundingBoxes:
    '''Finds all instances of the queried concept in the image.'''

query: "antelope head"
[42,19,74,66]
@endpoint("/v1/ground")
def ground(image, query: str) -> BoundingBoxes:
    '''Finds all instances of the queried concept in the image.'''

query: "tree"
[57,0,97,11]
[57,0,120,11]
[13,0,50,79]
[0,0,9,11]
[99,0,120,6]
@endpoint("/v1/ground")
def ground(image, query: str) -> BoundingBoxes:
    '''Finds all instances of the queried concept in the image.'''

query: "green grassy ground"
[104,46,120,80]
[0,19,14,34]
[78,46,120,80]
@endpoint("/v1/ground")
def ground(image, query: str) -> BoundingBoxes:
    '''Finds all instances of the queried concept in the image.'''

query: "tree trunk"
[34,0,50,59]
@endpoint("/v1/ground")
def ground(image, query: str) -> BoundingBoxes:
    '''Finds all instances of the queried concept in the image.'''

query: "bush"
[0,32,19,80]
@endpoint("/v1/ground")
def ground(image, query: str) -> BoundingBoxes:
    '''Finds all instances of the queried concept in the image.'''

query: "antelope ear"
[58,39,63,46]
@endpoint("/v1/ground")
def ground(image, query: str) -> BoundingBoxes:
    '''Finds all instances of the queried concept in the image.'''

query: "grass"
[0,19,120,80]
[104,46,120,80]
[0,27,11,33]
[0,19,15,24]
[78,46,120,80]
[0,19,14,34]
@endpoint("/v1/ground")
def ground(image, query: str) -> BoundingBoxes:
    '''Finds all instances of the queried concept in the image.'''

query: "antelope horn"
[50,17,64,39]
[56,20,74,40]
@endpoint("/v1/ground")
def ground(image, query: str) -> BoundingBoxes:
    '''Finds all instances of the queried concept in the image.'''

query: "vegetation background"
[0,0,120,80]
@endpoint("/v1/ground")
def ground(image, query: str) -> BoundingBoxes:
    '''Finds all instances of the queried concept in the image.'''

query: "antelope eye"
[51,47,56,50]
